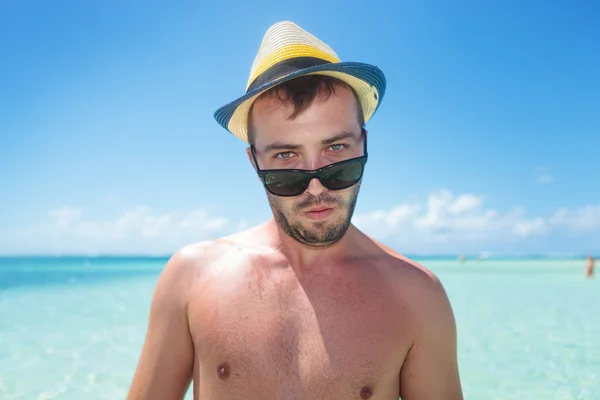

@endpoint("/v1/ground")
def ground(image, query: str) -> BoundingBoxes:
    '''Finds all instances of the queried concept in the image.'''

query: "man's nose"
[303,177,327,197]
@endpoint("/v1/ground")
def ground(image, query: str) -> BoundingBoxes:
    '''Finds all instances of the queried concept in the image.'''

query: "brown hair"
[247,75,364,145]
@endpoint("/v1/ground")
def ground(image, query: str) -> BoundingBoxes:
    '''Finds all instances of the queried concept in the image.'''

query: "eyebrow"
[263,131,359,153]
[263,142,302,153]
[320,131,358,145]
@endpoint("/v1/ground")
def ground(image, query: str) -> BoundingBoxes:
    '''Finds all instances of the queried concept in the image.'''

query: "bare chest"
[188,266,411,399]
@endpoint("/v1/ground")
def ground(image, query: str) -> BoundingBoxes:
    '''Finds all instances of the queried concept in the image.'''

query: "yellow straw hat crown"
[214,21,386,142]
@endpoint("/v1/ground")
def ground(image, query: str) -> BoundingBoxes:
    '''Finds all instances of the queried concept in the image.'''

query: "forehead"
[249,85,362,146]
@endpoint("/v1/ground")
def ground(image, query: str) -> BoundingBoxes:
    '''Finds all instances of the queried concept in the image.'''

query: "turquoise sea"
[0,256,598,399]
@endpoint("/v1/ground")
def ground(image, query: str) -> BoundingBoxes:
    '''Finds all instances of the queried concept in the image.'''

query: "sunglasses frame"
[250,128,368,197]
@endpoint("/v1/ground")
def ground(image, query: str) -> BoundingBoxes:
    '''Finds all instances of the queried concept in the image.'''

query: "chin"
[300,214,351,237]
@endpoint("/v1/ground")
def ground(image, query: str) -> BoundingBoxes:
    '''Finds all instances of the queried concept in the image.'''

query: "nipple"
[360,385,373,399]
[217,363,230,379]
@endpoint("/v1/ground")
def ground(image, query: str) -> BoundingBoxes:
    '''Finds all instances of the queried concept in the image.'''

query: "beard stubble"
[267,182,362,247]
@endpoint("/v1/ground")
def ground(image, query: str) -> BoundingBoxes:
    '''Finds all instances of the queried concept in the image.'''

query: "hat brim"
[213,62,386,143]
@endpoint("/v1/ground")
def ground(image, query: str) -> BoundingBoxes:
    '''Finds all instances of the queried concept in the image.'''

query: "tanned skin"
[126,85,463,400]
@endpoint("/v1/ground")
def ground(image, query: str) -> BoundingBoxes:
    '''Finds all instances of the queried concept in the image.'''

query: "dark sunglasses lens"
[321,160,364,190]
[263,171,308,196]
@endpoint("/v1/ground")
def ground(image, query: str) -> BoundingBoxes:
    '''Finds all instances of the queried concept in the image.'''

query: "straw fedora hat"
[213,21,386,143]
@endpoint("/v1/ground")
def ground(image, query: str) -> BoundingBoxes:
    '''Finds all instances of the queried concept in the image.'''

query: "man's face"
[248,85,365,247]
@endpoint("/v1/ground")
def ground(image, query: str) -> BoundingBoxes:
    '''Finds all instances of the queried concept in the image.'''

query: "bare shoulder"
[155,239,234,301]
[161,227,270,288]
[372,240,454,328]
[374,239,446,296]
[161,241,214,280]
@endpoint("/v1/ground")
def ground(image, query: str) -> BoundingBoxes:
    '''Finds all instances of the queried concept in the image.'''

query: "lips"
[303,206,335,221]
[306,207,332,213]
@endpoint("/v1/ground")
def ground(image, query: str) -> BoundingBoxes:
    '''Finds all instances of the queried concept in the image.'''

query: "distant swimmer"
[585,255,595,278]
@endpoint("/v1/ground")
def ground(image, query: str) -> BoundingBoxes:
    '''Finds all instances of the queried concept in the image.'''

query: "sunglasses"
[250,129,368,197]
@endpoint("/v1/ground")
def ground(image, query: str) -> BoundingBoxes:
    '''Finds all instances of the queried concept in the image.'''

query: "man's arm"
[399,274,463,400]
[126,249,197,400]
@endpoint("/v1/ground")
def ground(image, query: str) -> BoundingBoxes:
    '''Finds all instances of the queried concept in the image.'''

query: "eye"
[275,151,294,160]
[329,144,347,152]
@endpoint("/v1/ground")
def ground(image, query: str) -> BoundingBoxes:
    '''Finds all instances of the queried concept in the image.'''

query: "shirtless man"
[126,22,463,400]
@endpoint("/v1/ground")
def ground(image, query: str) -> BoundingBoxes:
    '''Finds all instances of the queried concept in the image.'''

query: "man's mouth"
[306,206,332,213]
[304,206,334,220]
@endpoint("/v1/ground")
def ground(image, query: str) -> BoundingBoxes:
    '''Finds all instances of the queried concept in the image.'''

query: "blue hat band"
[246,57,332,93]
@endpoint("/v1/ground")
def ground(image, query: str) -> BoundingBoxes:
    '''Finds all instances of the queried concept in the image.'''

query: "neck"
[263,217,360,272]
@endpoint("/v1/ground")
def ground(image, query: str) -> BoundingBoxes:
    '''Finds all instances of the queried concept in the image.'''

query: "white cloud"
[353,189,598,250]
[538,175,554,184]
[9,205,235,255]
[549,205,600,233]
[354,190,540,244]
[49,207,82,228]
[513,217,549,237]
[448,194,482,214]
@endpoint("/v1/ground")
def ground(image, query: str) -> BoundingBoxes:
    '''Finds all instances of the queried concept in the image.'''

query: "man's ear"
[246,147,263,182]
[246,147,256,171]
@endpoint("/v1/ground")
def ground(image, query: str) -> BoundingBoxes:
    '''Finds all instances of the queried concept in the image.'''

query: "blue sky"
[1,0,599,255]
